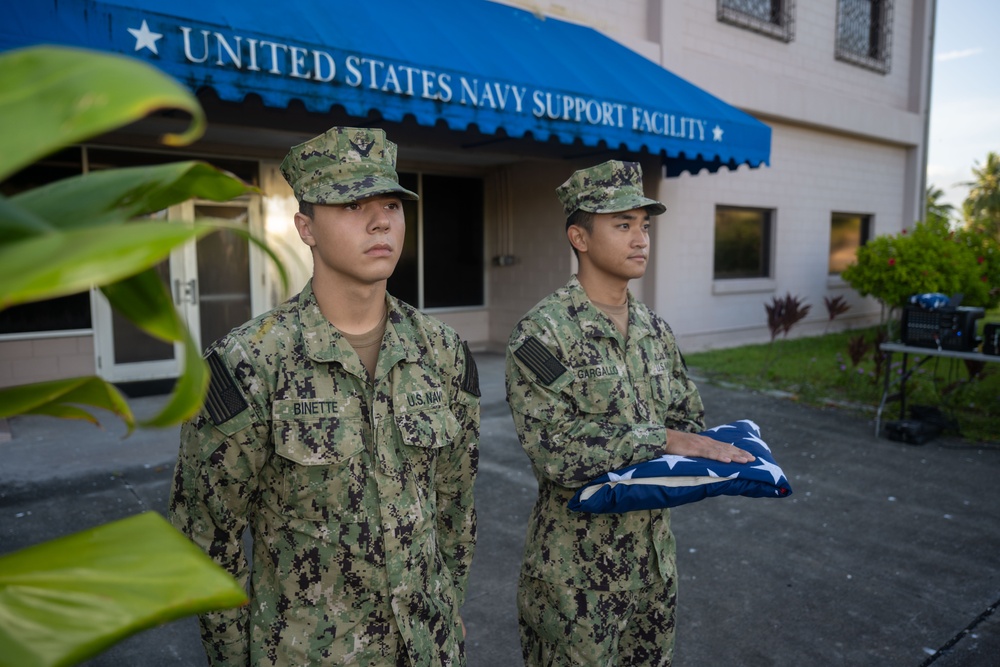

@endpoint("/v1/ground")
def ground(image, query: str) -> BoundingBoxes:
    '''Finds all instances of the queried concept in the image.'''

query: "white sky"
[925,0,1000,211]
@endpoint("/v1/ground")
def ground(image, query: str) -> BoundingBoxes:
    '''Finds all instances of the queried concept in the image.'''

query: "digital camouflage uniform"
[169,127,479,667]
[505,161,705,666]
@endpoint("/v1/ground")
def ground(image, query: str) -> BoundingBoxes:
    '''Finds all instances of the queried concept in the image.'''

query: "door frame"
[91,195,262,383]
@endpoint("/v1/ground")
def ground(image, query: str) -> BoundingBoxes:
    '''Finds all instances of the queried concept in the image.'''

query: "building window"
[714,206,773,279]
[829,212,872,274]
[0,147,259,337]
[835,0,893,73]
[718,0,795,42]
[0,148,92,335]
[389,172,484,309]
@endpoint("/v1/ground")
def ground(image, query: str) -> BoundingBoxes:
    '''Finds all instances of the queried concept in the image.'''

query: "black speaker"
[901,305,984,351]
[984,323,1000,356]
[883,419,940,445]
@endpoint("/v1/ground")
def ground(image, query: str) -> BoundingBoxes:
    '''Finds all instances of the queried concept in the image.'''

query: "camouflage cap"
[556,160,665,217]
[280,126,418,204]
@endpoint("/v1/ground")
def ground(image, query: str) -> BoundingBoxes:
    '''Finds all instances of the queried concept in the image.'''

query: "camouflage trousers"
[517,573,677,667]
[241,597,464,667]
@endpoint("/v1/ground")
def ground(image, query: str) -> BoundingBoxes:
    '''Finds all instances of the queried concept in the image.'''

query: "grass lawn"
[685,321,1000,445]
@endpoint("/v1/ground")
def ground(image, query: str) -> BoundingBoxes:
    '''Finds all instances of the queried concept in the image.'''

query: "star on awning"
[127,19,162,55]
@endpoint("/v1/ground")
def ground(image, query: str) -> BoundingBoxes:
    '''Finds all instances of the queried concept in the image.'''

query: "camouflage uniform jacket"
[169,280,480,666]
[505,276,705,591]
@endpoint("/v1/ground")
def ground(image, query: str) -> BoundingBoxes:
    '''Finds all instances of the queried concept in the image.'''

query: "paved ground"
[1,352,999,666]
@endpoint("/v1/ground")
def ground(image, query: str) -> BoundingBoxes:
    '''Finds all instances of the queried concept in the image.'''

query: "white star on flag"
[607,469,636,483]
[128,20,162,55]
[751,458,784,484]
[712,125,724,141]
[707,470,740,479]
[648,454,696,470]
[745,433,772,453]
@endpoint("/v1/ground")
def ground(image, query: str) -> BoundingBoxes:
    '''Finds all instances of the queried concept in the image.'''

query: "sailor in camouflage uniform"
[505,160,754,666]
[170,127,480,667]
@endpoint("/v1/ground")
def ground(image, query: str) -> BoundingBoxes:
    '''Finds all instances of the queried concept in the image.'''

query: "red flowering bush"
[841,218,1000,312]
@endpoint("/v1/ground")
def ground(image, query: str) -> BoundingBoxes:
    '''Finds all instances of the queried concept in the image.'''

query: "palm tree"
[926,184,955,224]
[961,151,1000,237]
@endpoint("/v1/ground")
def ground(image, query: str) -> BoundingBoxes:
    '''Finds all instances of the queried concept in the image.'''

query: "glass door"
[92,209,182,382]
[92,199,256,383]
[188,203,253,351]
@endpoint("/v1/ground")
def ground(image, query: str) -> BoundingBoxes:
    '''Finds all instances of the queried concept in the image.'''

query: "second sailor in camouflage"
[170,127,479,666]
[506,160,753,666]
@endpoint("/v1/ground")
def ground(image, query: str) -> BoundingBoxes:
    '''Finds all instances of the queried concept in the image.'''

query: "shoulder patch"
[514,336,567,386]
[205,350,249,426]
[461,341,481,397]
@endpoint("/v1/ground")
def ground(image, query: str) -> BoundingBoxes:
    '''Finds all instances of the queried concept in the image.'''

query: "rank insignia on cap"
[349,138,375,157]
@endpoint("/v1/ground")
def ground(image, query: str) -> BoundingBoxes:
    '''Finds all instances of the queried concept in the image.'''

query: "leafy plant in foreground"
[0,45,294,666]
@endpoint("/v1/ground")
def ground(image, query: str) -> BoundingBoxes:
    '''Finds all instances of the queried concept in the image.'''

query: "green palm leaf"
[0,46,204,181]
[0,513,247,667]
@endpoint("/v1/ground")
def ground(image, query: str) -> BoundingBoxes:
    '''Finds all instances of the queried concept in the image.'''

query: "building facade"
[0,0,934,390]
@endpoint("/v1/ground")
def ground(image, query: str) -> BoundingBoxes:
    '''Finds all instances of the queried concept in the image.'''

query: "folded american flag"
[568,420,792,513]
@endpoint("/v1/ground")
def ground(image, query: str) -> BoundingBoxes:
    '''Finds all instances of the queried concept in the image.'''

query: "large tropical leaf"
[0,44,256,667]
[0,377,133,432]
[0,194,55,242]
[0,512,247,667]
[11,162,256,236]
[0,222,214,310]
[0,222,284,425]
[140,327,210,428]
[0,264,205,443]
[0,46,204,181]
[101,269,188,344]
[101,271,211,427]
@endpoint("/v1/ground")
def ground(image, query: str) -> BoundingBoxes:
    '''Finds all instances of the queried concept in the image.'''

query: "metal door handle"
[174,279,198,305]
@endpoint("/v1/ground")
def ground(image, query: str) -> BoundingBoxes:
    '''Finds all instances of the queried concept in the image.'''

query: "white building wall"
[493,0,932,352]
[658,122,909,351]
[0,335,95,389]
[495,0,654,41]
[673,1,916,113]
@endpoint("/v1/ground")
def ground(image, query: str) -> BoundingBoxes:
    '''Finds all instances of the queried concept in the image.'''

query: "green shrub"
[842,218,1000,313]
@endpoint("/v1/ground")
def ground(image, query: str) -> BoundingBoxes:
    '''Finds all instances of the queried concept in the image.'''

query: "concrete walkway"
[1,352,998,666]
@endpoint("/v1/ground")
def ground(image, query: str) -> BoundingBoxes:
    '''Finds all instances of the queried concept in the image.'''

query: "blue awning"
[2,0,771,175]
